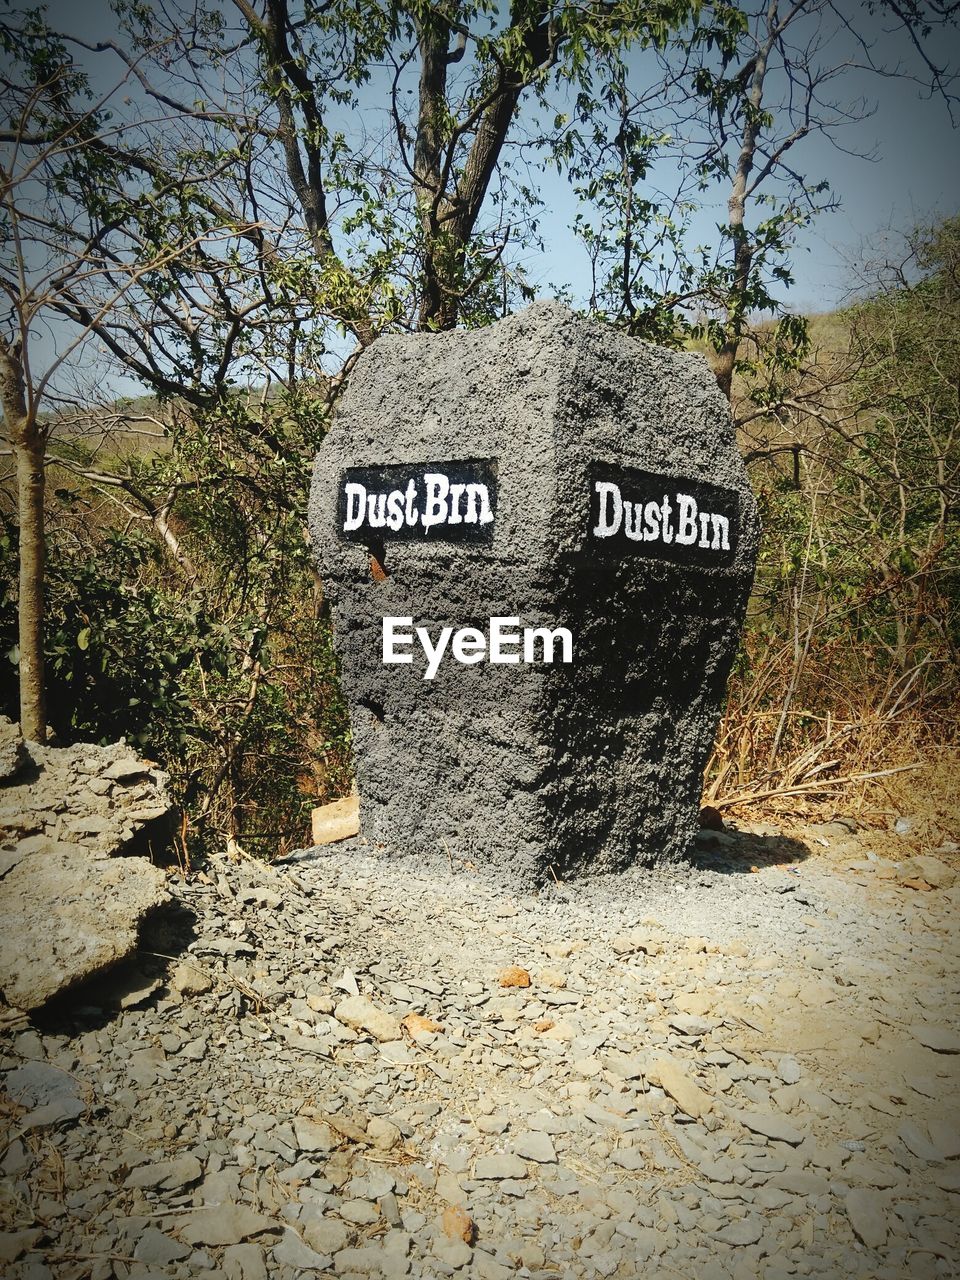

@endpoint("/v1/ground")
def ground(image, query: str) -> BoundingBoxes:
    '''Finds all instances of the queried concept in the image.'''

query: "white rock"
[845,1188,888,1249]
[178,1204,279,1247]
[909,1023,960,1054]
[0,847,168,1009]
[334,994,402,1042]
[272,1228,332,1270]
[730,1108,804,1145]
[711,1218,763,1246]
[512,1131,557,1163]
[474,1153,527,1180]
[778,1055,802,1085]
[653,1055,712,1119]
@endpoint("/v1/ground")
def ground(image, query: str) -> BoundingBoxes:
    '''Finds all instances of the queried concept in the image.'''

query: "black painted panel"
[587,462,740,568]
[337,460,498,543]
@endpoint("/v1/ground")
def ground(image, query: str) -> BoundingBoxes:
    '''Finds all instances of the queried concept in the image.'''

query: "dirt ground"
[1,799,958,1280]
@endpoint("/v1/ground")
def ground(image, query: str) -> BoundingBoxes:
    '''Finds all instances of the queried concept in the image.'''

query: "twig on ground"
[713,762,922,811]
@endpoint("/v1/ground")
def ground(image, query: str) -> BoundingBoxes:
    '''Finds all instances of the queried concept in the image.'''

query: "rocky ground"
[0,720,175,1010]
[1,819,958,1280]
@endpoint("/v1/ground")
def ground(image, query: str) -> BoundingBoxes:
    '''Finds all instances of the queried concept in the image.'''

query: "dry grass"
[709,708,959,854]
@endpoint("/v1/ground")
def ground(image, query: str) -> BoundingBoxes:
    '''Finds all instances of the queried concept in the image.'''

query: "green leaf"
[77,627,90,651]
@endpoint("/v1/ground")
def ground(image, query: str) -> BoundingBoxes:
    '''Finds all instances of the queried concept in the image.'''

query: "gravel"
[1,818,957,1279]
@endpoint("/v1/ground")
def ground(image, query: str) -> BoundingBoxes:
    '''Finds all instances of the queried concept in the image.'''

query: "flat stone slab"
[512,1131,557,1163]
[844,1188,888,1249]
[177,1204,280,1247]
[334,994,402,1042]
[730,1108,804,1146]
[473,1153,528,1180]
[654,1054,712,1119]
[311,794,360,845]
[909,1023,960,1054]
[0,843,168,1009]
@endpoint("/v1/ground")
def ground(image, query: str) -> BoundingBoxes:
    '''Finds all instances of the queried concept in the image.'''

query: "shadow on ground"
[690,827,813,874]
[31,899,197,1036]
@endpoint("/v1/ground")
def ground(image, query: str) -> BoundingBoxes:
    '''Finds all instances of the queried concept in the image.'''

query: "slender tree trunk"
[715,0,778,400]
[0,342,46,742]
[15,434,46,741]
[413,7,553,331]
[413,11,453,330]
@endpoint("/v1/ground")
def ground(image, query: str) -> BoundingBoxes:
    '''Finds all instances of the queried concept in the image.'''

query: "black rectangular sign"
[588,462,740,568]
[337,459,497,543]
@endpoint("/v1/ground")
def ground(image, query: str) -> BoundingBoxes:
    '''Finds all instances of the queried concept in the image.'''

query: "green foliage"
[838,218,960,659]
[0,490,352,857]
[1,519,192,744]
[1,380,353,858]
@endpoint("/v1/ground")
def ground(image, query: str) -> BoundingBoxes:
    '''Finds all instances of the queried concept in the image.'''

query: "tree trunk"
[413,11,453,330]
[0,342,46,742]
[715,0,778,400]
[414,8,552,331]
[14,434,46,742]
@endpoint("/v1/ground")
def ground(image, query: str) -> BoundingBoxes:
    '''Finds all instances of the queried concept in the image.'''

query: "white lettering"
[588,477,734,557]
[711,512,730,550]
[452,627,486,664]
[422,473,449,531]
[382,616,413,664]
[417,625,452,680]
[698,511,711,548]
[404,479,419,526]
[386,489,404,531]
[367,493,387,528]
[623,499,643,542]
[489,616,521,664]
[523,627,573,665]
[660,494,674,543]
[463,483,493,525]
[342,469,497,534]
[593,481,623,537]
[675,493,698,545]
[343,482,366,532]
[382,617,574,676]
[447,482,465,524]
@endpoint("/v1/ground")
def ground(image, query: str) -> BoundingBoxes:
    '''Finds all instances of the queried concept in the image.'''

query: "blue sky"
[30,1,960,311]
[513,18,960,314]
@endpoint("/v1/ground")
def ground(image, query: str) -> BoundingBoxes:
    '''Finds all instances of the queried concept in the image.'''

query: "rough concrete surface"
[0,820,956,1279]
[310,303,760,885]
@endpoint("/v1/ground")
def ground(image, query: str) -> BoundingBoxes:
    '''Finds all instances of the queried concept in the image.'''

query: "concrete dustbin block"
[309,302,760,886]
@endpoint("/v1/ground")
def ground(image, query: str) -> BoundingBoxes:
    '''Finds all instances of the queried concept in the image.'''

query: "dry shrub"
[705,639,959,834]
[707,220,960,836]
